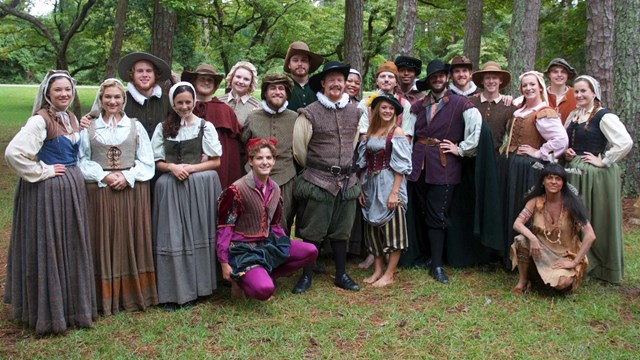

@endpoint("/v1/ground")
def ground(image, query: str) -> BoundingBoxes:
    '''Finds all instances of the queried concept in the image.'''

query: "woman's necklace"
[543,196,563,244]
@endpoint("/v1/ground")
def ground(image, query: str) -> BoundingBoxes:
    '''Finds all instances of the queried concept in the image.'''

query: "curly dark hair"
[163,85,195,139]
[523,163,589,226]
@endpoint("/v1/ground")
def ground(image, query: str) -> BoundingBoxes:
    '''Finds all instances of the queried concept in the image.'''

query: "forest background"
[0,0,638,195]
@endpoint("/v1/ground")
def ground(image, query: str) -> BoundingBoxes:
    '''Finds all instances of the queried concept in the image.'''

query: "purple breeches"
[237,241,318,300]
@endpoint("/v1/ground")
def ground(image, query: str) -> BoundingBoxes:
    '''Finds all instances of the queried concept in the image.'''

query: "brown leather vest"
[36,108,79,140]
[505,107,557,153]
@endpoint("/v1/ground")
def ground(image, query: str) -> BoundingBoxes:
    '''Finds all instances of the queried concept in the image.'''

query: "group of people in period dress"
[3,40,634,335]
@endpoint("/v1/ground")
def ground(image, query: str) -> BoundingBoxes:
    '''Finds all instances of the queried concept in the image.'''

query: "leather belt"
[416,137,447,167]
[306,161,355,175]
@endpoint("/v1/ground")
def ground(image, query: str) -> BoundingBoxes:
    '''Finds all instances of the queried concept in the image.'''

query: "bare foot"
[363,272,383,284]
[511,281,530,295]
[231,281,246,299]
[358,254,375,269]
[372,274,394,287]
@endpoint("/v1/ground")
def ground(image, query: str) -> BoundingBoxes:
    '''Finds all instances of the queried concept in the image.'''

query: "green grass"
[0,86,639,359]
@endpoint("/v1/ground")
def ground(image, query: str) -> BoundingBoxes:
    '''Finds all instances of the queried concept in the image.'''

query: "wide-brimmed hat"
[117,52,171,82]
[415,59,450,91]
[544,58,576,79]
[308,61,350,93]
[450,55,473,71]
[283,41,324,74]
[394,55,422,76]
[181,64,224,91]
[370,93,403,116]
[471,61,511,90]
[260,73,293,100]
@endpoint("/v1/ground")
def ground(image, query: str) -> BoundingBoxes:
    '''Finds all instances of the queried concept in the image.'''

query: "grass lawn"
[0,86,638,358]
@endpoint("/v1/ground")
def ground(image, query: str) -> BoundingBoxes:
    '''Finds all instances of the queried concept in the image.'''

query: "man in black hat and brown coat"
[284,41,324,112]
[118,52,171,140]
[409,59,482,283]
[291,61,362,293]
[242,73,299,234]
[394,55,424,105]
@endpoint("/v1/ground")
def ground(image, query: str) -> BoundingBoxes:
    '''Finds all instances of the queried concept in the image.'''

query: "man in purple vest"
[292,61,363,293]
[409,59,482,284]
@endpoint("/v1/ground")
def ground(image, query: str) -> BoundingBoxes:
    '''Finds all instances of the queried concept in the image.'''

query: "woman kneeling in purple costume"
[216,138,318,300]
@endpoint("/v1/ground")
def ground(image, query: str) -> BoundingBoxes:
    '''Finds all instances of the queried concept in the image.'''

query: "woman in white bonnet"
[4,70,97,334]
[564,75,633,284]
[78,78,158,315]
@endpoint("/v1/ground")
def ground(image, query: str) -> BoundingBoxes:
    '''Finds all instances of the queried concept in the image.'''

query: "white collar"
[95,113,131,129]
[127,82,162,105]
[261,100,288,114]
[225,92,253,105]
[316,92,350,109]
[480,93,503,103]
[449,81,477,97]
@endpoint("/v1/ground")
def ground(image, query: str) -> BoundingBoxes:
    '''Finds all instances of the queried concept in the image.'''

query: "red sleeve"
[217,185,243,227]
[216,185,242,263]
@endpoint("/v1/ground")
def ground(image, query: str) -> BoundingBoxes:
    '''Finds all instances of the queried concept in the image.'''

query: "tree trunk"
[344,0,364,75]
[614,0,640,196]
[104,0,128,80]
[506,0,541,95]
[463,0,483,70]
[390,0,417,57]
[586,0,614,108]
[151,0,176,72]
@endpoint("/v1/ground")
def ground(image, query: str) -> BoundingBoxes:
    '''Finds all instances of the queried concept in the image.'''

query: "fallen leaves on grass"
[588,320,610,333]
[446,304,470,313]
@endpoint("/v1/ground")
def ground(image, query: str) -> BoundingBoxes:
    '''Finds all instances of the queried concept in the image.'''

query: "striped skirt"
[3,166,97,334]
[86,181,158,315]
[364,207,408,256]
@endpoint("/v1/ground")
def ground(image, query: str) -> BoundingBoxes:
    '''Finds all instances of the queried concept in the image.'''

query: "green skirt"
[565,157,624,283]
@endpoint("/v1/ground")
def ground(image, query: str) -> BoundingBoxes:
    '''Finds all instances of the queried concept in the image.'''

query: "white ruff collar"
[127,82,162,106]
[316,92,349,109]
[449,81,477,97]
[261,100,288,114]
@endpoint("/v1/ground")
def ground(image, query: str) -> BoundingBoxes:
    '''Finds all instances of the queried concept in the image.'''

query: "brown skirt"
[86,181,158,315]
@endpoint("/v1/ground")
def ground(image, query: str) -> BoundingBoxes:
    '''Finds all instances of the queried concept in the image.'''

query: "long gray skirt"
[153,170,221,304]
[4,166,97,334]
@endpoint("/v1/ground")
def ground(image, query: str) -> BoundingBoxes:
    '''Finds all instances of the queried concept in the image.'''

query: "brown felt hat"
[450,55,473,71]
[471,61,511,90]
[375,61,399,78]
[181,64,224,92]
[283,41,324,74]
[260,73,293,100]
[117,52,171,82]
